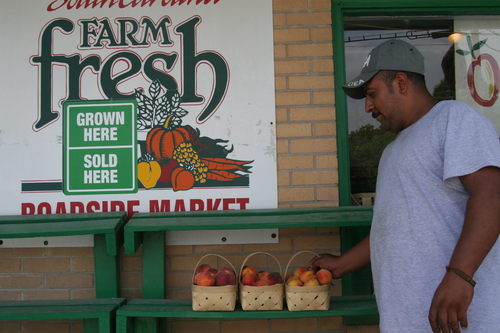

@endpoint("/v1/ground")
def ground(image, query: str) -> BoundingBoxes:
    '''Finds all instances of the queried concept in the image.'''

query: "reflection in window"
[344,17,453,199]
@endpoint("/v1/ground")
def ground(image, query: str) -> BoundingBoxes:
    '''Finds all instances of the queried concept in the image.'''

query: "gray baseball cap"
[343,39,425,99]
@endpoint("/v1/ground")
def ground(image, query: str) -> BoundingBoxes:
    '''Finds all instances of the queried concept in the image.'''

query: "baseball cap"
[342,39,425,99]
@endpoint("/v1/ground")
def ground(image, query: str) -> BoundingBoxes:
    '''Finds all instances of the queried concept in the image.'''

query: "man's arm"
[429,166,500,333]
[310,235,371,278]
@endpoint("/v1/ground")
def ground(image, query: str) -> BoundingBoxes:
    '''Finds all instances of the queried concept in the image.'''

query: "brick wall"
[0,1,379,332]
[275,0,339,209]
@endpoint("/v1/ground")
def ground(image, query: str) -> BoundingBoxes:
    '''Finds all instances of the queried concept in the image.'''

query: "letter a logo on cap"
[362,54,371,69]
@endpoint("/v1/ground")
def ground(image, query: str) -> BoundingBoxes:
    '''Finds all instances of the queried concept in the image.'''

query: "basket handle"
[284,250,320,278]
[192,253,237,282]
[239,251,283,277]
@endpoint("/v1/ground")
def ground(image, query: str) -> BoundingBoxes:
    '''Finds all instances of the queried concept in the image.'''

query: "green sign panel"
[63,100,137,195]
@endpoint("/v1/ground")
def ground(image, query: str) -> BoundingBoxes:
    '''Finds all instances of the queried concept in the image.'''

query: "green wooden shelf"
[118,296,377,318]
[0,298,126,333]
[1,216,126,255]
[125,207,373,254]
[116,296,377,332]
[0,211,125,224]
[0,212,127,298]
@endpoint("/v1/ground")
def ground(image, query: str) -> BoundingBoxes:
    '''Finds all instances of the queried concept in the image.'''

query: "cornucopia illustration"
[135,80,252,191]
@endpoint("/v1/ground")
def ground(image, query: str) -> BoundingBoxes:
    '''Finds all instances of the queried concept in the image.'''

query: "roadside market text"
[21,197,250,216]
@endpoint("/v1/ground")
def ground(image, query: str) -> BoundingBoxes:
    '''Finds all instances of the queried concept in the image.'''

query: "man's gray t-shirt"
[371,100,500,332]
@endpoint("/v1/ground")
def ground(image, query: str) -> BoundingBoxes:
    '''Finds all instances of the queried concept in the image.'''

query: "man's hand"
[310,235,371,279]
[428,271,474,333]
[310,253,343,278]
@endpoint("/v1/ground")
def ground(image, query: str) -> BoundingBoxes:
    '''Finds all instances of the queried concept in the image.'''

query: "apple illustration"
[458,35,500,107]
[467,53,500,107]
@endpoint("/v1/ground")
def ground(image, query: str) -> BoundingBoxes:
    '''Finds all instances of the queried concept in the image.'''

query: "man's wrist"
[446,266,476,287]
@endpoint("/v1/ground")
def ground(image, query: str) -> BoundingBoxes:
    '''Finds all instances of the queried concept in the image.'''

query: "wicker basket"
[191,254,237,311]
[285,250,330,311]
[239,252,284,311]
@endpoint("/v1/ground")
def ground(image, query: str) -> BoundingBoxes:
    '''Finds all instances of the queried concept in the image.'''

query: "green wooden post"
[133,317,161,333]
[83,319,99,333]
[83,314,114,333]
[134,231,166,333]
[142,231,166,298]
[94,234,119,298]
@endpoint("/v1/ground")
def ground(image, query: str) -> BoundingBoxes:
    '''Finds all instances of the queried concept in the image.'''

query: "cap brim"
[342,71,377,99]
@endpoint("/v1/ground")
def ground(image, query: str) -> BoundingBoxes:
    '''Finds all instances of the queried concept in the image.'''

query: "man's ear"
[394,72,409,95]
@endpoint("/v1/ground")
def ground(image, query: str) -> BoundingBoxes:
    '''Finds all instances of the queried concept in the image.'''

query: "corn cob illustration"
[172,142,208,183]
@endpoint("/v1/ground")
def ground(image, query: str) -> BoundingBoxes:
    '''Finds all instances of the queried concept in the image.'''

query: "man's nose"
[365,98,374,113]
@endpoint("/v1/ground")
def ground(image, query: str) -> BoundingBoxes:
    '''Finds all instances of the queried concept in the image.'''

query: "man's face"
[364,72,405,132]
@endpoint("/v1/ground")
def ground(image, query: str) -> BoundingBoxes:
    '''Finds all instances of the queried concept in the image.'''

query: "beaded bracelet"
[446,266,476,287]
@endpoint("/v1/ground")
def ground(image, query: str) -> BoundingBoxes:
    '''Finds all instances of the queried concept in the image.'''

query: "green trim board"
[0,298,126,333]
[334,0,500,15]
[116,296,377,333]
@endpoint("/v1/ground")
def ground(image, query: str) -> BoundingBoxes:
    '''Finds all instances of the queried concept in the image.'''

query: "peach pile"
[240,265,283,286]
[286,267,332,286]
[193,264,236,286]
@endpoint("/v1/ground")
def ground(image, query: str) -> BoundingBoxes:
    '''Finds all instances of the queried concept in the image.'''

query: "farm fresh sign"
[0,0,277,218]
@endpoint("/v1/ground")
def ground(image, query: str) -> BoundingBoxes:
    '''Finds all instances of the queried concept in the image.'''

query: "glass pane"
[344,17,454,199]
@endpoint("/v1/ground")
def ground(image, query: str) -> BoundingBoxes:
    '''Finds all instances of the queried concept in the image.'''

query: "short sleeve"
[442,102,500,183]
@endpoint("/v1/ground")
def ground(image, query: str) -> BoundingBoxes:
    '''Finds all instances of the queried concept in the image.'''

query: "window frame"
[332,3,500,324]
[332,0,500,206]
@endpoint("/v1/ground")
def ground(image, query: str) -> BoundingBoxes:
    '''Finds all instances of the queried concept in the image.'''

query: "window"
[345,17,453,195]
[332,1,500,205]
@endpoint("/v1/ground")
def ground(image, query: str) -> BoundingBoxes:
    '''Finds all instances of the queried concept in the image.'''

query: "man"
[311,39,500,333]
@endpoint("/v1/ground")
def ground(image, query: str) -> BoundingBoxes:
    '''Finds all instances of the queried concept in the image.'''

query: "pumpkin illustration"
[146,115,198,161]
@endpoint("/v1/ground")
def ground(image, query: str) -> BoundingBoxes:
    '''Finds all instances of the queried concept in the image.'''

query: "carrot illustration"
[202,157,252,165]
[201,157,253,171]
[207,169,245,181]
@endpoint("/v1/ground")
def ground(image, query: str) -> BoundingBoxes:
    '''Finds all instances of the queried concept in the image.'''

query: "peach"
[286,276,303,286]
[195,264,212,274]
[241,272,258,286]
[218,267,236,276]
[254,279,270,286]
[215,270,236,286]
[293,266,308,278]
[267,272,283,285]
[194,271,215,286]
[299,270,315,283]
[304,278,320,286]
[258,271,270,281]
[207,268,218,277]
[316,268,333,285]
[241,265,257,276]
